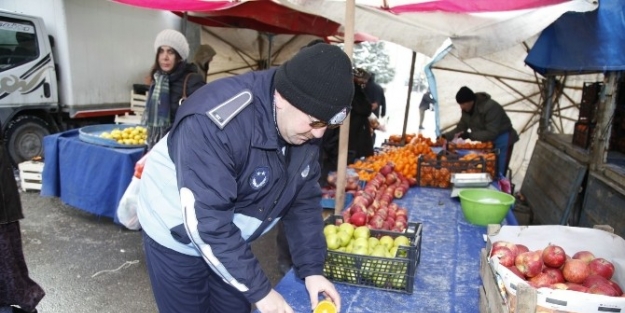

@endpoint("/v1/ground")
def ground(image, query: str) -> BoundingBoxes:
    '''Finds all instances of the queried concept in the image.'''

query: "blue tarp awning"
[525,1,624,75]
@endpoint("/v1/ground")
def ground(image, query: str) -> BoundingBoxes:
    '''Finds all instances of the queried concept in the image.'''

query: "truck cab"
[0,11,59,166]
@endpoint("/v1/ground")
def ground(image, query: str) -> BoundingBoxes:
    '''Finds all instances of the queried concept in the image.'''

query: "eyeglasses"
[308,115,342,129]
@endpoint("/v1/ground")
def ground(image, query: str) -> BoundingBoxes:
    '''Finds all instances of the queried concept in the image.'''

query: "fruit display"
[99,126,147,146]
[490,240,623,297]
[416,151,494,188]
[342,163,412,233]
[447,139,493,152]
[349,140,436,181]
[322,216,422,294]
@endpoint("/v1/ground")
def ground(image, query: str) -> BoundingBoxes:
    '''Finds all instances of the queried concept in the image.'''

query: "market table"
[40,129,144,220]
[260,186,517,313]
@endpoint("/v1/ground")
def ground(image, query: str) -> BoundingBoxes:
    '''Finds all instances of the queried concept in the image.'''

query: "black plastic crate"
[323,215,423,294]
[416,150,486,188]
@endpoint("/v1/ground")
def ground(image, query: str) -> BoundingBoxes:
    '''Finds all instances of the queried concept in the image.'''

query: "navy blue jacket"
[137,68,326,304]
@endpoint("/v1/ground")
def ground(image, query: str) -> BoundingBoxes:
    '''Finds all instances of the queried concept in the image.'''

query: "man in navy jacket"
[137,43,354,313]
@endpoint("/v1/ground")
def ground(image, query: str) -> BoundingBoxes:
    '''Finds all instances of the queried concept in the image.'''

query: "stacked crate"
[18,160,44,192]
[572,82,602,149]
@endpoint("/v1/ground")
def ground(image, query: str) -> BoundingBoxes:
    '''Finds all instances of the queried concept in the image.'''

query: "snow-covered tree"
[340,41,395,85]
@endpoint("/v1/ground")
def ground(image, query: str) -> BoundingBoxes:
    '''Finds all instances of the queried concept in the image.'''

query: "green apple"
[379,235,394,250]
[338,222,355,237]
[352,245,368,256]
[324,224,339,237]
[352,237,369,251]
[326,233,341,250]
[368,237,380,249]
[390,246,399,258]
[391,275,406,289]
[337,231,352,247]
[353,226,370,239]
[393,235,411,247]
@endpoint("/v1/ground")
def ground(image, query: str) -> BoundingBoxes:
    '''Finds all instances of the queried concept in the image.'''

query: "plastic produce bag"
[117,176,141,230]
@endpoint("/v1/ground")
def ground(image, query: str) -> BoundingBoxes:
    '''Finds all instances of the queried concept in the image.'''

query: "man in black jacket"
[443,86,519,177]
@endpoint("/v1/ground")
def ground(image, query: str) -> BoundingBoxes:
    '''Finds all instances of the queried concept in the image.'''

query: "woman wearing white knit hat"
[142,29,205,150]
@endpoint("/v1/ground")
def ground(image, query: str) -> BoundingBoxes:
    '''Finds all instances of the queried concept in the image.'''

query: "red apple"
[565,282,589,293]
[542,244,567,268]
[516,244,529,255]
[588,282,620,296]
[385,173,397,185]
[492,241,519,259]
[572,250,595,264]
[542,267,565,284]
[394,186,408,199]
[583,274,611,288]
[368,215,384,229]
[490,246,516,267]
[588,257,615,280]
[379,163,394,175]
[506,265,525,280]
[515,251,543,278]
[349,212,367,227]
[529,272,556,288]
[607,280,624,296]
[562,259,590,284]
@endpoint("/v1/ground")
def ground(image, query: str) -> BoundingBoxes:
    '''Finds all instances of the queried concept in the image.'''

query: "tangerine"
[313,299,337,313]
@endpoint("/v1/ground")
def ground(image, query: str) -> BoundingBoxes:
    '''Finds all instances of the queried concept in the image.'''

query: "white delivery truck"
[0,0,179,165]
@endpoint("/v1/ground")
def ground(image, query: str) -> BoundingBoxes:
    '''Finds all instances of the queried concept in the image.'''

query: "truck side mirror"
[48,35,55,48]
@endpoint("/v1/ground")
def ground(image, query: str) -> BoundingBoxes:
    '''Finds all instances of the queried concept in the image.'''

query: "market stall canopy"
[113,0,340,37]
[525,1,625,75]
[287,0,598,59]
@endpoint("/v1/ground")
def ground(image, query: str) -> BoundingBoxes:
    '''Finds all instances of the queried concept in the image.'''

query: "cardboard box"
[481,225,625,313]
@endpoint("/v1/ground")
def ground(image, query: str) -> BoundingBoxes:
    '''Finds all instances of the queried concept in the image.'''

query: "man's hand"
[371,102,379,111]
[453,131,464,141]
[305,275,341,312]
[255,289,294,313]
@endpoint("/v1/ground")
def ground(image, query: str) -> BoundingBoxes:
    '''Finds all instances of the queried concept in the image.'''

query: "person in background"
[443,86,519,177]
[137,43,353,313]
[0,123,45,313]
[364,73,386,118]
[142,29,205,150]
[192,44,217,82]
[419,88,436,131]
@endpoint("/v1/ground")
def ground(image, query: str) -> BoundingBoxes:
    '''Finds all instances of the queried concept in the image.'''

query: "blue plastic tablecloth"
[261,187,517,313]
[40,129,144,220]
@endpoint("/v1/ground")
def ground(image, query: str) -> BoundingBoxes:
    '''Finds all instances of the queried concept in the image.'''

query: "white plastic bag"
[117,176,141,230]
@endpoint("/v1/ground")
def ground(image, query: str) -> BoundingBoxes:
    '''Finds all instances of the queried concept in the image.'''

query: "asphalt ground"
[17,191,285,313]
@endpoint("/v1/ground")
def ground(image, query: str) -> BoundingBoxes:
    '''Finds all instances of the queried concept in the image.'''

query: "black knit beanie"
[456,86,476,104]
[275,43,354,122]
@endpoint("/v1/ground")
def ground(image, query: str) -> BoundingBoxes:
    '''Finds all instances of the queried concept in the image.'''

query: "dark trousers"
[493,131,515,178]
[142,232,251,313]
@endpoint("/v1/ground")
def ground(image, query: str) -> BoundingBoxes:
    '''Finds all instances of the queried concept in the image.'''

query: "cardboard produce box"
[481,225,625,313]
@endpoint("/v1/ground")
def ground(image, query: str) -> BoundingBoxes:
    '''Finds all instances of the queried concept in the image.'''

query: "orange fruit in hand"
[314,300,337,313]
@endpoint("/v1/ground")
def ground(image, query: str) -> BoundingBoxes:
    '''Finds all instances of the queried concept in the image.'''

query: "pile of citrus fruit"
[99,126,147,146]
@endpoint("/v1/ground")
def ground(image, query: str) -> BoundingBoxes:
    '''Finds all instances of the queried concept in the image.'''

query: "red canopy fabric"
[114,0,341,37]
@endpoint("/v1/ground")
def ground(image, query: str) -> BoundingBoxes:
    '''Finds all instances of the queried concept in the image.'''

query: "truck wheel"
[5,115,51,166]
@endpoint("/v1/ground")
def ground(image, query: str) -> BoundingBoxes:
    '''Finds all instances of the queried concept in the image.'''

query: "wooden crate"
[115,89,147,125]
[18,161,44,192]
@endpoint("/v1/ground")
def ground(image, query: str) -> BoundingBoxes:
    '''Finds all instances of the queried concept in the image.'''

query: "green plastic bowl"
[458,189,515,226]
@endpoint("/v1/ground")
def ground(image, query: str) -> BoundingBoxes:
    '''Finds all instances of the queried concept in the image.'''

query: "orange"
[313,300,337,313]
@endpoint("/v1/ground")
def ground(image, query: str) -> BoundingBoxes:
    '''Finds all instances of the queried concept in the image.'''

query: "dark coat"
[0,122,23,224]
[443,92,519,143]
[320,83,374,181]
[147,62,205,122]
